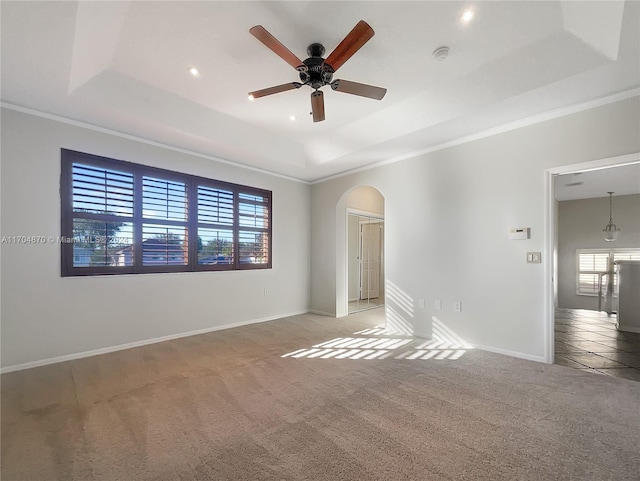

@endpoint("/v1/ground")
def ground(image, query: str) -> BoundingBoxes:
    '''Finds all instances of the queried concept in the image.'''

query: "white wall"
[557,194,640,310]
[343,186,384,215]
[0,108,311,369]
[310,96,640,360]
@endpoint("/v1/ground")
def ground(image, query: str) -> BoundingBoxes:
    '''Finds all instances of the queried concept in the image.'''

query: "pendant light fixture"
[603,192,620,242]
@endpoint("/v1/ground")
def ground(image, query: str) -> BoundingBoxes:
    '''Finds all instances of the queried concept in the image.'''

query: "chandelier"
[603,192,620,242]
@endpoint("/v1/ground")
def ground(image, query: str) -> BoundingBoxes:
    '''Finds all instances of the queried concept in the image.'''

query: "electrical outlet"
[264,288,269,296]
[434,299,442,310]
[453,301,462,313]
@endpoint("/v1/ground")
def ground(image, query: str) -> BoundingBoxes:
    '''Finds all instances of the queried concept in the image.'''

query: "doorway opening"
[348,211,384,314]
[336,185,385,318]
[545,153,640,380]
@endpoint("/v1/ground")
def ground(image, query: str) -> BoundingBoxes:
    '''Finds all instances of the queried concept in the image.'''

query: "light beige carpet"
[2,310,640,480]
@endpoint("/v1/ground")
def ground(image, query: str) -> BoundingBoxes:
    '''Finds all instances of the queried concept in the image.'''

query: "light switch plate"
[434,299,442,310]
[527,252,541,263]
[453,301,462,312]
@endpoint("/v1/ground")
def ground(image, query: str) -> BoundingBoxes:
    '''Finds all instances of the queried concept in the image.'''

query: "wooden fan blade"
[331,79,386,100]
[324,20,375,72]
[249,82,301,99]
[250,25,304,70]
[311,90,325,122]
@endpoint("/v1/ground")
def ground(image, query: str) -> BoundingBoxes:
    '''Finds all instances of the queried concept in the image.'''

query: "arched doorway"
[336,186,385,317]
[347,210,384,313]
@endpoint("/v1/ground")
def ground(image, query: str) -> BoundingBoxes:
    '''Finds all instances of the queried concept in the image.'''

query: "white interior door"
[360,222,381,300]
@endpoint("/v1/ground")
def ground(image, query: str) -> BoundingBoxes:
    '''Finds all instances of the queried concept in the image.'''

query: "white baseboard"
[471,343,546,364]
[1,310,308,374]
[307,309,334,317]
[413,330,431,339]
[616,325,640,334]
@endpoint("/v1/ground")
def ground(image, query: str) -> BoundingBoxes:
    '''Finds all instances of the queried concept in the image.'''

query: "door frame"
[346,208,384,315]
[358,216,383,300]
[544,152,640,363]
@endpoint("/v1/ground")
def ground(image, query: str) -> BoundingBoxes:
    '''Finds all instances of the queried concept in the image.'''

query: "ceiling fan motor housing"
[307,43,325,57]
[299,43,334,89]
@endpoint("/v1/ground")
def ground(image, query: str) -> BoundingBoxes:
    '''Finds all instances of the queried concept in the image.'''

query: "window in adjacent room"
[576,248,640,296]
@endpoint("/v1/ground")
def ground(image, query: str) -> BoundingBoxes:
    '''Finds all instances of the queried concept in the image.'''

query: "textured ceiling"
[2,1,639,181]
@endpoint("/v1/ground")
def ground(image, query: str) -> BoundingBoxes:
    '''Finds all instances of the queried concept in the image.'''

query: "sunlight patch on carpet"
[281,319,472,361]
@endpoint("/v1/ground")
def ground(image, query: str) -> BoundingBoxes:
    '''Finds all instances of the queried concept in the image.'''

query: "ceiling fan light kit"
[248,20,387,122]
[310,90,325,122]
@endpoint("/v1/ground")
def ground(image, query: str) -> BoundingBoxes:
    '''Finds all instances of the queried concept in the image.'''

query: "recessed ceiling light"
[461,8,475,24]
[289,115,297,121]
[188,66,200,77]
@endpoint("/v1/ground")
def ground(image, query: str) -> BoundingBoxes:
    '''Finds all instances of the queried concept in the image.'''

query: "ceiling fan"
[248,20,387,122]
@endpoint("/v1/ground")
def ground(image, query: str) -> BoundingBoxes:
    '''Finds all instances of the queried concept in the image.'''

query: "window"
[576,248,640,296]
[61,149,272,276]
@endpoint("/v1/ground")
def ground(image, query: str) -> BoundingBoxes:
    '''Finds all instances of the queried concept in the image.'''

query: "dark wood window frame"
[61,149,272,277]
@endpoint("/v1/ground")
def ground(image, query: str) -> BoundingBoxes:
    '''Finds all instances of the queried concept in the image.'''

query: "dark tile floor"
[555,308,640,381]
